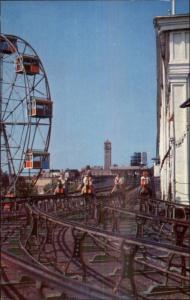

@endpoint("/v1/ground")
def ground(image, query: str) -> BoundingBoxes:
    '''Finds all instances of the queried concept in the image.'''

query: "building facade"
[130,152,147,166]
[104,140,112,171]
[154,14,190,204]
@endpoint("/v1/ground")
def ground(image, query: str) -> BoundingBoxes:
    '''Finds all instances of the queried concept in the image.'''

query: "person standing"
[140,171,152,196]
[111,173,126,207]
[111,174,120,194]
[81,170,95,223]
[110,173,126,231]
[54,179,65,195]
[81,170,94,196]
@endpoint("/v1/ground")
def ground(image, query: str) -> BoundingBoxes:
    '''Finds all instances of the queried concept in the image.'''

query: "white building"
[154,14,190,204]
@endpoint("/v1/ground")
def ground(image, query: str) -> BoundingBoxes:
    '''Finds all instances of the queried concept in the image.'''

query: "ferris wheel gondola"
[0,34,52,194]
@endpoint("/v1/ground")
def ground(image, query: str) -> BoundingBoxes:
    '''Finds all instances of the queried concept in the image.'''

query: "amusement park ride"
[0,5,190,298]
[0,34,53,194]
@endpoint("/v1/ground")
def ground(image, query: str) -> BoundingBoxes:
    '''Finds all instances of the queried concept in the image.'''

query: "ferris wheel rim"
[0,33,52,194]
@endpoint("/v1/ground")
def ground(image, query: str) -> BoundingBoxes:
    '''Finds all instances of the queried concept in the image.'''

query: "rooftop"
[110,165,148,171]
[154,14,190,32]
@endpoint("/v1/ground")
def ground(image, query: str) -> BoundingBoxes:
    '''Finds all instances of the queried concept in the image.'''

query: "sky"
[1,0,189,170]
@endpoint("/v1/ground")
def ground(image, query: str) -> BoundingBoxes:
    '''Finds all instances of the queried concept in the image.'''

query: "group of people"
[54,170,95,197]
[54,168,152,200]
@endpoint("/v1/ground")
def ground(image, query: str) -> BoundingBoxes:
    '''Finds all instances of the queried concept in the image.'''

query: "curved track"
[1,183,190,300]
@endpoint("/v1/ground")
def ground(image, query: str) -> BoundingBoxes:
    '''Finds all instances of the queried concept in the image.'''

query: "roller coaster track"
[1,249,130,300]
[0,185,135,299]
[1,183,190,299]
[22,194,190,297]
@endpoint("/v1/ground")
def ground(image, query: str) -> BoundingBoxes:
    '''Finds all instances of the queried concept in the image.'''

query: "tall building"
[141,152,147,166]
[154,14,190,204]
[104,140,111,171]
[130,152,141,166]
[130,152,147,166]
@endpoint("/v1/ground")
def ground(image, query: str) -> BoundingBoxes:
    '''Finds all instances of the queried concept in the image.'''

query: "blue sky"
[1,0,189,169]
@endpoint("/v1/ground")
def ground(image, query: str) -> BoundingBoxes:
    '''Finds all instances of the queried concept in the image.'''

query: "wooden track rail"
[1,182,190,299]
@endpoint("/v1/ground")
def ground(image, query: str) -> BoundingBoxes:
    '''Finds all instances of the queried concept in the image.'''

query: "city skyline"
[1,0,189,170]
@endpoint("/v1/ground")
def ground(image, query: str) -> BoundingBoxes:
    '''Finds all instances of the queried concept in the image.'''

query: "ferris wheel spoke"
[3,96,23,102]
[36,124,47,145]
[12,78,28,102]
[5,125,24,153]
[33,73,44,88]
[32,87,47,97]
[2,124,16,177]
[2,72,20,119]
[3,81,27,90]
[4,121,46,126]
[30,120,40,150]
[28,74,46,97]
[2,59,14,65]
[4,91,28,122]
[28,74,36,98]
[3,79,28,122]
[18,40,27,56]
[4,76,32,122]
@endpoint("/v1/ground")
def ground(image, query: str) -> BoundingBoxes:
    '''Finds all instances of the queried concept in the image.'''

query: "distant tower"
[104,140,111,171]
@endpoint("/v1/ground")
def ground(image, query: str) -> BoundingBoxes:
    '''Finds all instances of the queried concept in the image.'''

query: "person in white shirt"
[140,171,152,196]
[80,170,95,223]
[111,173,126,208]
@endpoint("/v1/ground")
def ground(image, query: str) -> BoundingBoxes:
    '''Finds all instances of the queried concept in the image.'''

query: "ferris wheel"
[0,34,52,193]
